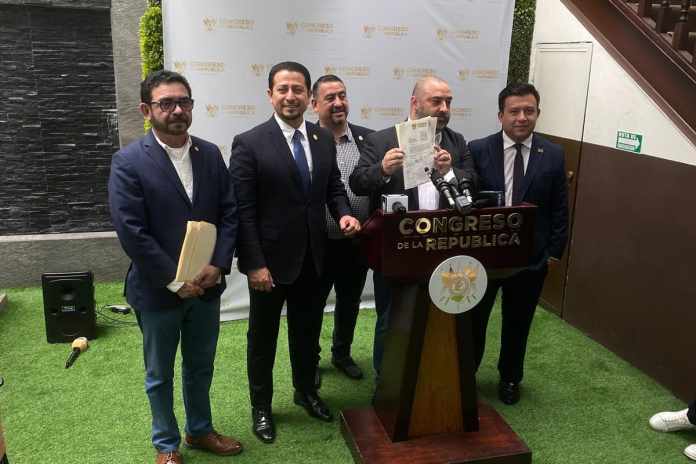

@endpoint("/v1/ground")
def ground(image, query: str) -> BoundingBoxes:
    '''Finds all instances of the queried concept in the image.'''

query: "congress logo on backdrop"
[223,104,256,116]
[451,107,473,119]
[393,67,405,80]
[191,61,225,73]
[429,255,487,314]
[205,104,219,118]
[204,17,255,32]
[323,65,370,78]
[203,17,217,32]
[174,61,187,74]
[286,21,334,35]
[458,69,470,81]
[436,28,480,41]
[393,67,436,80]
[361,106,406,120]
[362,24,408,38]
[362,25,376,38]
[473,69,499,80]
[250,64,270,77]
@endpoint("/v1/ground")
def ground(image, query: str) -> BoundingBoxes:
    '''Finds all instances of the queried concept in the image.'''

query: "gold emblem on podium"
[429,255,487,314]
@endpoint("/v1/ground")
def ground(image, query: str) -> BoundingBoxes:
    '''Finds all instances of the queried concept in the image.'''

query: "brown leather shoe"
[184,430,243,456]
[156,450,183,464]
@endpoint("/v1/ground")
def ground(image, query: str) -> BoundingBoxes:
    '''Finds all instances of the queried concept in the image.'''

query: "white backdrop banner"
[162,0,515,319]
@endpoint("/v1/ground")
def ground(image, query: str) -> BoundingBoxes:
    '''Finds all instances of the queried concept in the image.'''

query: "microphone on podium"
[65,337,89,369]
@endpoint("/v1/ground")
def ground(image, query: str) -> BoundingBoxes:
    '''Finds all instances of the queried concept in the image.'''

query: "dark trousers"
[316,238,369,360]
[689,400,696,425]
[470,265,548,383]
[247,252,322,407]
[372,271,392,375]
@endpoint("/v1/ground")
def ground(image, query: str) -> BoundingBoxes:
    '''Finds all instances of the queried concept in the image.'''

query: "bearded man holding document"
[109,70,241,464]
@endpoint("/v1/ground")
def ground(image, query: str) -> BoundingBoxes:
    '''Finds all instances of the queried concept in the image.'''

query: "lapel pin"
[537,147,543,153]
[358,135,364,141]
[194,146,199,152]
[312,133,318,141]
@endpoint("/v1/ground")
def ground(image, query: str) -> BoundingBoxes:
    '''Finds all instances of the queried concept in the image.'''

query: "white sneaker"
[649,409,696,432]
[684,444,696,461]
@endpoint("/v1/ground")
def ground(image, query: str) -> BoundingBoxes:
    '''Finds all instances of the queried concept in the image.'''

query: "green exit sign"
[616,130,643,153]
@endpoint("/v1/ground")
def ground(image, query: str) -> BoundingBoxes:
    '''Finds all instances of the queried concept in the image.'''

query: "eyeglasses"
[149,97,195,112]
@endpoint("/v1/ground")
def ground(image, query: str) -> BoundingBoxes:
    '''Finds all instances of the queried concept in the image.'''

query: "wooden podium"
[340,205,536,464]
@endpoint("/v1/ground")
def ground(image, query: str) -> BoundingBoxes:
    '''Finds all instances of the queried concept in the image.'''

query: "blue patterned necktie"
[292,130,311,195]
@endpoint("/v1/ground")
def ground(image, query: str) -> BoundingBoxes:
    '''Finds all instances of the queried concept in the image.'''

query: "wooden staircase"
[629,0,696,61]
[561,0,696,145]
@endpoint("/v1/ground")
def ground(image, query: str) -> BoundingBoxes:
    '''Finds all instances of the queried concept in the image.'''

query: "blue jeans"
[135,298,220,452]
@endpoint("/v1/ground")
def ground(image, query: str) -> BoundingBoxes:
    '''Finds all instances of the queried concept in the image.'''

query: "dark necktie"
[512,143,524,205]
[292,130,311,195]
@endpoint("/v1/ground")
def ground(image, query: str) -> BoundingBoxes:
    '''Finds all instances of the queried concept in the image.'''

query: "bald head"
[410,76,452,131]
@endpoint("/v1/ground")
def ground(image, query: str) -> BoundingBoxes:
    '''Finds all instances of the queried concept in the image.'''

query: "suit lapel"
[267,117,305,194]
[306,123,322,197]
[491,132,506,192]
[519,133,544,200]
[143,131,192,208]
[190,139,203,206]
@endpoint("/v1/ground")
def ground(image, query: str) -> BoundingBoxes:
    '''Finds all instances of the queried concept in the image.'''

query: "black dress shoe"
[331,356,364,380]
[498,381,520,405]
[314,367,322,390]
[251,407,275,443]
[293,391,333,422]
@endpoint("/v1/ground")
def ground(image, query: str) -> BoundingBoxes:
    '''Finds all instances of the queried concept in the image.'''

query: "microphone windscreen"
[71,337,89,352]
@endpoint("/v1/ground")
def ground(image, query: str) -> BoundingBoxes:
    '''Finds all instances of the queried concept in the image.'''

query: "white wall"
[531,0,696,165]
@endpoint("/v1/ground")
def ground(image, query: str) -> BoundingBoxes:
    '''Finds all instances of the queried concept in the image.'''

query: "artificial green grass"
[0,283,692,463]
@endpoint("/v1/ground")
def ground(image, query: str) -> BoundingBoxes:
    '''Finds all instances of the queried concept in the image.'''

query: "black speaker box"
[42,271,96,343]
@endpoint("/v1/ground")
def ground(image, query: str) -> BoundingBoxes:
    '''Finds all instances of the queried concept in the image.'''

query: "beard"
[150,114,190,135]
[415,108,449,131]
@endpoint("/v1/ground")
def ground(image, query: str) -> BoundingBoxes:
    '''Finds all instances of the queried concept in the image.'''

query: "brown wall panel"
[564,142,696,401]
[537,134,582,316]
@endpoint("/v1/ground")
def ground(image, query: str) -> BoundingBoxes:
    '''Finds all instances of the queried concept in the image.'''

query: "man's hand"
[433,146,453,175]
[194,264,221,289]
[339,215,361,237]
[381,148,405,176]
[248,267,274,292]
[177,282,204,299]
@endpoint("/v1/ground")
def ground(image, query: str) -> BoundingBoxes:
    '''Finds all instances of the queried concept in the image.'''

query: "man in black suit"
[468,83,568,405]
[311,75,374,381]
[349,75,477,377]
[229,62,360,444]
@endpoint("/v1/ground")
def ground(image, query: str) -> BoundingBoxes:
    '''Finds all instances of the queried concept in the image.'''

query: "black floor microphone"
[65,337,89,369]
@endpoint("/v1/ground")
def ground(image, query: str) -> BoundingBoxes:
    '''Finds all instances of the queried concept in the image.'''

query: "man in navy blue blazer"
[229,62,360,444]
[109,70,241,464]
[469,83,568,406]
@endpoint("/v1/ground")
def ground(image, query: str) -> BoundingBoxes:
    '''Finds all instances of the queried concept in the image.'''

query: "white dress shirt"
[274,113,313,177]
[417,131,455,210]
[502,131,533,207]
[152,131,194,293]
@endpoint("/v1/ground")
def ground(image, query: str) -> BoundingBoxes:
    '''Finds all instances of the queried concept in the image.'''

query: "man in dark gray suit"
[229,62,360,444]
[349,75,477,378]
